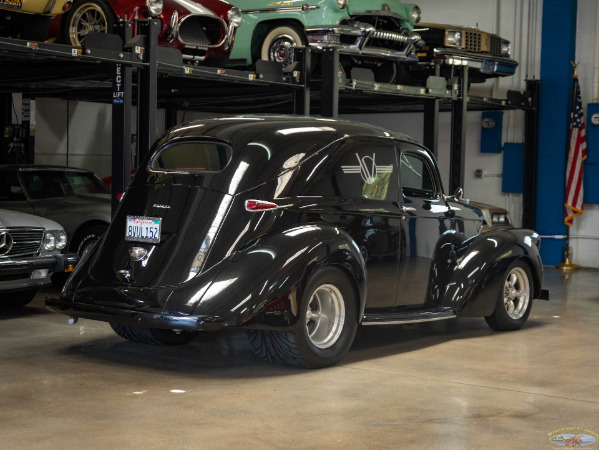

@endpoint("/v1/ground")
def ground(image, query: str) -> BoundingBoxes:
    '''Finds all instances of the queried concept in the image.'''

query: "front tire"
[110,323,199,346]
[485,261,533,331]
[260,24,306,70]
[62,0,115,47]
[247,267,358,368]
[72,223,107,258]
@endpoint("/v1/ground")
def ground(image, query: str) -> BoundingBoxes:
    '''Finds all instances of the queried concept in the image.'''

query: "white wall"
[20,0,599,267]
[570,0,599,268]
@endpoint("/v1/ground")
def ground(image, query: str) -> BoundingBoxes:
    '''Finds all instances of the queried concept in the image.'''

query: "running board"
[361,309,457,325]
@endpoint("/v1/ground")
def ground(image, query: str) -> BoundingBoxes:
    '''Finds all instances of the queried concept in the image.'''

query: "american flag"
[564,74,587,226]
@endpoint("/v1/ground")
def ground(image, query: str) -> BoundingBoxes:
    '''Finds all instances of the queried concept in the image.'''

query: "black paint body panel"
[47,116,546,331]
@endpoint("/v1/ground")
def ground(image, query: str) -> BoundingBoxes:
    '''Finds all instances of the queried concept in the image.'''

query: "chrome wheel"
[268,35,297,66]
[260,25,305,69]
[67,2,109,46]
[305,283,345,349]
[503,267,530,319]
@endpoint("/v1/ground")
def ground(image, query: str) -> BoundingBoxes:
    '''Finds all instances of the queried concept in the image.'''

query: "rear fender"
[168,224,367,329]
[429,229,544,317]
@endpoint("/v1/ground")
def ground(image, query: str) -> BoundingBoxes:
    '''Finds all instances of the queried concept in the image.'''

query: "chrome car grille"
[0,227,44,258]
[370,30,412,44]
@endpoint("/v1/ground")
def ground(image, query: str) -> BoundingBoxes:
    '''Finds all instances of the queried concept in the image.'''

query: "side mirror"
[453,187,464,202]
[442,187,467,203]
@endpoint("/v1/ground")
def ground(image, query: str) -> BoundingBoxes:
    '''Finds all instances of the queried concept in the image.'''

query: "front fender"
[429,229,544,317]
[167,224,366,329]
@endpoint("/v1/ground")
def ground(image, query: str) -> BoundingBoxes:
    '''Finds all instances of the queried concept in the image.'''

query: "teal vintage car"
[226,0,422,81]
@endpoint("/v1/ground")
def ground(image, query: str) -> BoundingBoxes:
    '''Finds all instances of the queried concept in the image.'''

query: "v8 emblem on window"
[342,153,393,184]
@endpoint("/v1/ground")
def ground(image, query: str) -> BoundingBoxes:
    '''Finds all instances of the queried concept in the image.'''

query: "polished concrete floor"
[1,268,598,449]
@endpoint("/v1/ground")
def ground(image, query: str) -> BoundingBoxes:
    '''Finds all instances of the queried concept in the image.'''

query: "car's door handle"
[401,206,416,213]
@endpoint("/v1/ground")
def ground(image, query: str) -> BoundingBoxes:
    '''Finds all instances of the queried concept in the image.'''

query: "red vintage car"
[50,0,241,65]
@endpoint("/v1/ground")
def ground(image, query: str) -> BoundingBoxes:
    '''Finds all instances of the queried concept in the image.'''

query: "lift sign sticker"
[0,0,22,8]
[125,216,162,244]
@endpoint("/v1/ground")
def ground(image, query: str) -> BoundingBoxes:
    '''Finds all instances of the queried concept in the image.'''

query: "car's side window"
[399,152,436,199]
[0,171,25,201]
[337,139,398,201]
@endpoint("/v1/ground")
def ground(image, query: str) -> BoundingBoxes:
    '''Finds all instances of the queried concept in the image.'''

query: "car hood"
[0,208,63,230]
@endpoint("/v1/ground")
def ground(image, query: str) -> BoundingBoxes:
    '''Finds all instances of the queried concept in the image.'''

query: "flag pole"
[557,226,579,271]
[557,61,581,272]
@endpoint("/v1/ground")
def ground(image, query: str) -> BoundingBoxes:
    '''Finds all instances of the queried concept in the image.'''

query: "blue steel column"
[536,0,578,265]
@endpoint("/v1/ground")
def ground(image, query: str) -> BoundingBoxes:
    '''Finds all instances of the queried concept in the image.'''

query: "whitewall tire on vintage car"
[485,260,533,331]
[260,24,306,70]
[62,0,115,47]
[247,267,359,368]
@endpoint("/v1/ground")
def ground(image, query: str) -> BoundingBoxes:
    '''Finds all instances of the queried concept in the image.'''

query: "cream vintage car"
[0,0,72,41]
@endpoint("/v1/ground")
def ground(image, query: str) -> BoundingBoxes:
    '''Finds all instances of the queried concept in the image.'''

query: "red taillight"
[245,199,278,212]
[117,192,124,201]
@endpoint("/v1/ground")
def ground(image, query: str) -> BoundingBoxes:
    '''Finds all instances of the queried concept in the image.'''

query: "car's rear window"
[21,171,110,199]
[150,142,232,173]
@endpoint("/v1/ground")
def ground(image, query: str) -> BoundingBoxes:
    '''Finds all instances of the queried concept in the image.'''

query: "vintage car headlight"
[501,39,511,57]
[43,232,56,251]
[492,212,509,225]
[43,230,68,251]
[445,30,463,48]
[337,0,347,9]
[411,5,421,23]
[228,7,242,27]
[146,0,163,17]
[55,230,68,250]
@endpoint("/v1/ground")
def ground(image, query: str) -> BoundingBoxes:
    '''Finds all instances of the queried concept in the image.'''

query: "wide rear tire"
[110,323,199,346]
[247,267,358,368]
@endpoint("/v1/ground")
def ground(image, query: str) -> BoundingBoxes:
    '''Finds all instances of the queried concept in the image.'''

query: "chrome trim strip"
[361,314,456,325]
[241,6,319,14]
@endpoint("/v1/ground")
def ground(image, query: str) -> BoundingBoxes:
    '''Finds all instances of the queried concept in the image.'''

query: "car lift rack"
[0,20,539,228]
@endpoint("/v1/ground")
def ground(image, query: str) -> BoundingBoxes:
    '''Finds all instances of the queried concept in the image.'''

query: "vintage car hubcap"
[503,267,530,319]
[70,4,108,46]
[269,35,297,67]
[305,284,345,349]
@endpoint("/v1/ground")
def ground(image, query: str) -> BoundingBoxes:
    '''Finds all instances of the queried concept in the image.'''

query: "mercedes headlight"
[446,30,463,48]
[43,230,68,251]
[501,39,511,57]
[411,5,421,23]
[55,230,67,250]
[228,7,242,27]
[337,0,347,9]
[43,232,56,251]
[146,0,163,17]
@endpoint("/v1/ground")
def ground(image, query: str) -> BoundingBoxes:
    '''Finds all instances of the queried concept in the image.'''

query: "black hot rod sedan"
[46,116,548,368]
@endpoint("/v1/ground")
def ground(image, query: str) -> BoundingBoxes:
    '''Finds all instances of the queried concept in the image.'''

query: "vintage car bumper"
[0,253,78,292]
[432,48,518,76]
[305,24,420,62]
[45,295,224,331]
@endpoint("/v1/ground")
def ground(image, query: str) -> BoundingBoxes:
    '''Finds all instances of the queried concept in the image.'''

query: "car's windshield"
[21,171,110,199]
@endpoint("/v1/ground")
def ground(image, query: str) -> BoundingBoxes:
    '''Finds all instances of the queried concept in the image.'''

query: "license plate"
[481,60,496,74]
[125,216,162,243]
